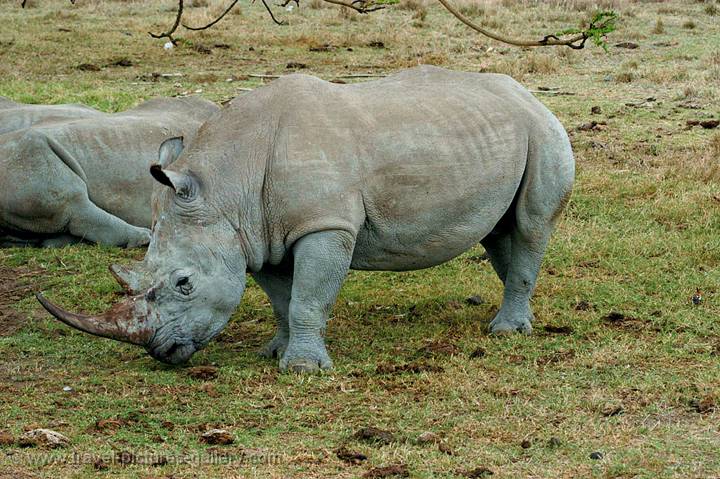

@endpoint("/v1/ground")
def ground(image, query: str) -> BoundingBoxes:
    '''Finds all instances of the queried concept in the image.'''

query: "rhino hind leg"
[480,213,514,284]
[279,229,354,373]
[489,134,574,335]
[252,263,293,359]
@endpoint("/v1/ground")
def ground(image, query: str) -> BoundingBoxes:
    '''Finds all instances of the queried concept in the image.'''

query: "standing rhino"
[1,97,219,247]
[0,96,104,135]
[37,66,574,372]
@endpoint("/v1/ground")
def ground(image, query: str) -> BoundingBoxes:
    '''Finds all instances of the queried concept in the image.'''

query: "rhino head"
[37,137,249,364]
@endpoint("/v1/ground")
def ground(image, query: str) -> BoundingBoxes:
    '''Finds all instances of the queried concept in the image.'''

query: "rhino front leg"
[66,199,151,247]
[252,264,293,359]
[280,230,354,373]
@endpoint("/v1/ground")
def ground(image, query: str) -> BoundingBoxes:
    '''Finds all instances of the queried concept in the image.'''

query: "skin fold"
[38,66,575,372]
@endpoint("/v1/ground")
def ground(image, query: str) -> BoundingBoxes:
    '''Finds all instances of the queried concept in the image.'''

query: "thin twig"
[183,0,241,31]
[149,0,184,43]
[322,0,385,13]
[528,90,575,95]
[259,0,286,25]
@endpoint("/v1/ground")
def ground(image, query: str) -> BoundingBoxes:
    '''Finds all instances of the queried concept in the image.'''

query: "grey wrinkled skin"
[0,96,104,136]
[0,97,219,248]
[44,66,574,372]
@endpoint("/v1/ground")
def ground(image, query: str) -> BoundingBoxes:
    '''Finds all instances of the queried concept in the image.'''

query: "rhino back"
[263,67,550,269]
[0,103,105,136]
[175,67,564,270]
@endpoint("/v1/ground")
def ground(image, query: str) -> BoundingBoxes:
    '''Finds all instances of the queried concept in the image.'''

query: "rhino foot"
[489,309,533,335]
[280,341,333,374]
[258,331,289,359]
[125,228,152,248]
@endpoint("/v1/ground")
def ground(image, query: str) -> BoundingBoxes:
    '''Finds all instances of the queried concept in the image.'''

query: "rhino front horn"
[35,293,153,346]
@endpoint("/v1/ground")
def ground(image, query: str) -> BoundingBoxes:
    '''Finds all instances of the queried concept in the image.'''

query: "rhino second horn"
[109,263,143,295]
[35,293,153,346]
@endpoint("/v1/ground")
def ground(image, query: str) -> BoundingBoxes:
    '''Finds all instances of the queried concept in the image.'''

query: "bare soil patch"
[0,266,43,337]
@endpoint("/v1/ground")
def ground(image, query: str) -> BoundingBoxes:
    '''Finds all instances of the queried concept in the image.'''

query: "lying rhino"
[1,97,219,247]
[37,66,575,372]
[0,96,104,135]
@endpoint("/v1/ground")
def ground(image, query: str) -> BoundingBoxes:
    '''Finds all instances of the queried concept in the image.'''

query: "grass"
[1,0,719,478]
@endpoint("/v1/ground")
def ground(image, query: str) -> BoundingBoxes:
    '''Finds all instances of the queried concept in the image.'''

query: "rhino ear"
[157,136,184,167]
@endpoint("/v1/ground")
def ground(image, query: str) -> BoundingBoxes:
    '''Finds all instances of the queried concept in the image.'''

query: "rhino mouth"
[148,341,196,365]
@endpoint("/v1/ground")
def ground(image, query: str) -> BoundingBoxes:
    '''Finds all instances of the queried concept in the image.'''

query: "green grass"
[1,0,719,477]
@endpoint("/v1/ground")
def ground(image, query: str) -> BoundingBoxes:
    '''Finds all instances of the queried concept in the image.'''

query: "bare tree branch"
[149,0,184,43]
[144,0,614,50]
[183,0,241,31]
[435,0,588,49]
[321,0,385,14]
[258,0,286,25]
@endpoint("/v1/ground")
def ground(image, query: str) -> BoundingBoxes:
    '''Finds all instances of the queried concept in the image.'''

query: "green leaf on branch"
[558,10,618,51]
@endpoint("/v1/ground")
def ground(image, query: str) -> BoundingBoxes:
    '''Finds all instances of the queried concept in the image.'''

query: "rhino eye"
[176,276,193,295]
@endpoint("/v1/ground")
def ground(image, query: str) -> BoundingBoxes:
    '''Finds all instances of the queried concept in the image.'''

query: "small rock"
[200,428,234,445]
[417,431,440,444]
[336,446,367,464]
[591,105,602,114]
[465,295,484,306]
[0,431,15,446]
[164,41,174,50]
[589,451,604,460]
[18,429,69,448]
[353,427,395,445]
[363,464,408,478]
[469,347,486,359]
[188,365,218,380]
[520,439,532,449]
[62,386,73,393]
